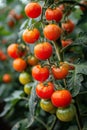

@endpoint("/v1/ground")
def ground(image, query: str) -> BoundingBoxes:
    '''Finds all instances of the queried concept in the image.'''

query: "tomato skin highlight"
[56,104,76,122]
[36,82,54,99]
[45,7,63,22]
[32,65,49,82]
[34,42,52,60]
[22,28,40,44]
[25,2,42,18]
[51,90,72,107]
[43,24,61,41]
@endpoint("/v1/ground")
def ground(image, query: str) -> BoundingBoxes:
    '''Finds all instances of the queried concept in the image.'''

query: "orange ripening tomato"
[61,39,73,47]
[51,64,69,80]
[32,65,49,82]
[45,7,63,22]
[62,20,75,33]
[27,55,39,66]
[34,42,53,60]
[12,58,27,72]
[22,28,40,44]
[51,90,72,107]
[25,2,42,18]
[43,24,61,41]
[2,74,12,83]
[36,82,54,99]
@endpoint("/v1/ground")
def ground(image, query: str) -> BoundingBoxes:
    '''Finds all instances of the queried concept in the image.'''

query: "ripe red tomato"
[2,74,12,83]
[45,7,63,22]
[32,65,49,82]
[51,64,69,80]
[36,82,54,99]
[25,2,42,18]
[34,42,52,60]
[62,20,75,33]
[56,104,76,122]
[51,90,72,107]
[61,39,73,47]
[22,28,40,44]
[27,55,39,66]
[12,58,27,72]
[43,24,61,41]
[7,43,26,59]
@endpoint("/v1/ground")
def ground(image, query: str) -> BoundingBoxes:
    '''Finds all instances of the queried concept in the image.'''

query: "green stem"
[74,97,83,130]
[35,116,48,129]
[52,41,62,62]
[53,0,87,9]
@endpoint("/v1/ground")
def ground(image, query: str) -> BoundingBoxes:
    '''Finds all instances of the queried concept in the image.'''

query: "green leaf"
[12,118,28,130]
[77,11,87,26]
[67,63,87,97]
[0,103,12,117]
[27,81,38,128]
[72,32,87,46]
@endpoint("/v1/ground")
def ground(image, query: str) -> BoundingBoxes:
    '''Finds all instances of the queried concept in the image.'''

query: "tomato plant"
[1,0,87,130]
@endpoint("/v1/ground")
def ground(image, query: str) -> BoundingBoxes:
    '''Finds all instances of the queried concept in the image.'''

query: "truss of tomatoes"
[7,1,76,122]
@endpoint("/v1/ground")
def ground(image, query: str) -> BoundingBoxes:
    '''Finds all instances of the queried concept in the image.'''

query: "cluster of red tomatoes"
[15,2,77,122]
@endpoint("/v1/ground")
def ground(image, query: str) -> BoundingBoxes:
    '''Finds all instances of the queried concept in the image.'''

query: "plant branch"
[74,96,83,130]
[52,41,62,62]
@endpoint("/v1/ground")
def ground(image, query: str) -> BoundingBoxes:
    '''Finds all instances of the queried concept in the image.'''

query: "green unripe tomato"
[40,99,56,113]
[56,104,76,122]
[19,72,31,85]
[24,83,32,95]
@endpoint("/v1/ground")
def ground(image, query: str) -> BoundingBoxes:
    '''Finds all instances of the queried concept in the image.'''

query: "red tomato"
[61,39,73,47]
[22,28,40,44]
[2,74,12,83]
[34,42,52,60]
[12,58,27,72]
[45,7,63,22]
[32,65,49,82]
[51,90,72,107]
[7,43,26,59]
[43,24,61,41]
[36,82,54,99]
[51,64,69,79]
[25,2,42,18]
[62,20,75,33]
